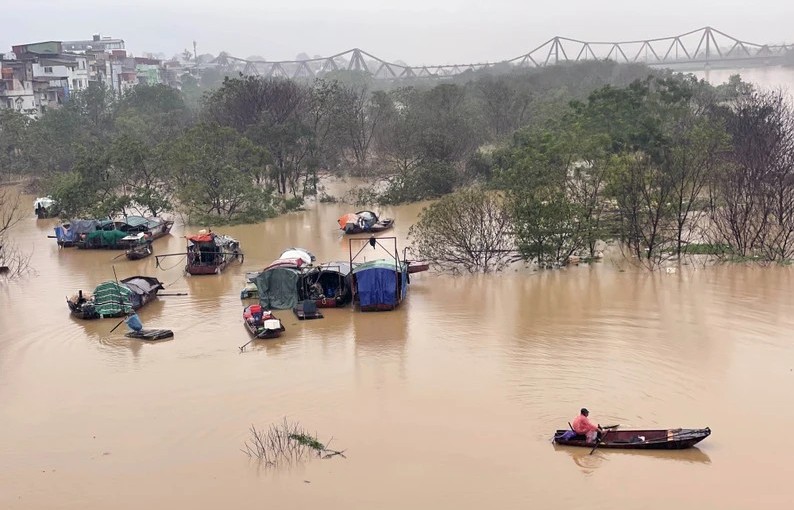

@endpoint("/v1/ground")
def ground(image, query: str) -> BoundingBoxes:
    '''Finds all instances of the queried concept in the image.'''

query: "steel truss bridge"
[212,27,793,80]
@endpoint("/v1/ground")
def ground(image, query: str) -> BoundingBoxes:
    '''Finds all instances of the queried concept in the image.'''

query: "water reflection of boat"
[553,427,711,450]
[553,443,711,468]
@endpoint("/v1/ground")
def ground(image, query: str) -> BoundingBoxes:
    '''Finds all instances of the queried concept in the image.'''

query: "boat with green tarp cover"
[52,216,173,249]
[67,276,165,319]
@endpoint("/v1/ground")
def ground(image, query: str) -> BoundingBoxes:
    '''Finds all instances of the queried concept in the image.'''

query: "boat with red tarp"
[155,230,243,275]
[553,427,711,450]
[243,304,285,339]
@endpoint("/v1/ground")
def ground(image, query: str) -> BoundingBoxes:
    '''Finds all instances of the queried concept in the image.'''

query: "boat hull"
[187,260,230,275]
[553,427,711,450]
[243,305,285,339]
[125,329,173,341]
[342,219,394,235]
[126,244,153,260]
[407,260,430,274]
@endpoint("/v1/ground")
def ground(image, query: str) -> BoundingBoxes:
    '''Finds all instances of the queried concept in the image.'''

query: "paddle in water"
[590,426,615,455]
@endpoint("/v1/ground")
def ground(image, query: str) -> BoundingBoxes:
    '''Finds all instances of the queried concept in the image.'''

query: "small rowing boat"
[553,427,711,450]
[243,304,285,339]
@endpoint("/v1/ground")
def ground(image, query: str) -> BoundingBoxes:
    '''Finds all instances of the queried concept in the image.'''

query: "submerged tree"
[0,189,32,279]
[167,124,274,222]
[408,187,515,273]
[712,89,794,261]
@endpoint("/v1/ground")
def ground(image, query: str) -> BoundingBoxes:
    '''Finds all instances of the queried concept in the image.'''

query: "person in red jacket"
[572,408,602,443]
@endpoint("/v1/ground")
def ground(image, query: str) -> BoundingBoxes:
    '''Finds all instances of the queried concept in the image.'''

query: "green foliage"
[379,161,459,205]
[0,109,29,179]
[678,243,732,255]
[167,124,275,223]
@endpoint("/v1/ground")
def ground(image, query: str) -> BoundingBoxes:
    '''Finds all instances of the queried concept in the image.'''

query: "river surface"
[4,67,794,509]
[2,189,793,510]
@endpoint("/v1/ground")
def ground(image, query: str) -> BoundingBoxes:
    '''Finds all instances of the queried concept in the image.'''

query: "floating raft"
[125,329,174,341]
[293,301,324,320]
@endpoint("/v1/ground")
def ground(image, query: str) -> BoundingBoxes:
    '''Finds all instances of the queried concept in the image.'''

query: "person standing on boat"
[572,408,602,443]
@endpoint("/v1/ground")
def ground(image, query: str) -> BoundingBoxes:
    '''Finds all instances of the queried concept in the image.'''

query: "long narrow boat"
[552,427,711,450]
[242,304,285,339]
[67,276,165,320]
[53,216,173,249]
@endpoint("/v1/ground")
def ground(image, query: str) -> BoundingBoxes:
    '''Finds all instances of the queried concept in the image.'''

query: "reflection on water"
[1,175,794,509]
[553,444,711,475]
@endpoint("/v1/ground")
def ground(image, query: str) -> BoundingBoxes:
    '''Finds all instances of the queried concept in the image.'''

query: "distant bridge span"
[212,27,793,80]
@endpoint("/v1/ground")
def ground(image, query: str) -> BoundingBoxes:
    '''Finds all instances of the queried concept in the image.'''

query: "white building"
[31,54,90,95]
[0,59,38,117]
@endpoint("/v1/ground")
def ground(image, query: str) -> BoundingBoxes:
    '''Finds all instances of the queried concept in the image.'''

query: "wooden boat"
[156,231,243,275]
[406,260,430,274]
[123,233,153,260]
[126,242,153,260]
[338,211,394,235]
[53,216,173,249]
[243,304,285,339]
[34,196,57,219]
[125,329,174,341]
[303,261,354,308]
[349,236,410,312]
[67,276,165,320]
[185,232,242,275]
[293,300,324,320]
[552,427,711,450]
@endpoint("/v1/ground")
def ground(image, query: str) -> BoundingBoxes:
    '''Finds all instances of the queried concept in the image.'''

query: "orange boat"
[338,211,394,234]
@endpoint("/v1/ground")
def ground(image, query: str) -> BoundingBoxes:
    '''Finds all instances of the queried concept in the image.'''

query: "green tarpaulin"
[93,281,133,317]
[256,267,301,310]
[85,229,128,247]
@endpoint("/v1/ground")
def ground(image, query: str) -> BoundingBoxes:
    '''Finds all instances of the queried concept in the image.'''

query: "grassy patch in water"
[679,243,732,255]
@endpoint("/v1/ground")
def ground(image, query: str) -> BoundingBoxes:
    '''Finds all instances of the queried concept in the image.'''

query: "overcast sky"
[2,1,792,65]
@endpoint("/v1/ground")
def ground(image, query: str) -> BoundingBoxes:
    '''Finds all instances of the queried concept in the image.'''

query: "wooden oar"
[590,425,618,455]
[239,338,256,352]
[109,317,125,333]
[158,293,188,296]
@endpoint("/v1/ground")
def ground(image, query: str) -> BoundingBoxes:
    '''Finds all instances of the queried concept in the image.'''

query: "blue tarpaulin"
[353,260,408,308]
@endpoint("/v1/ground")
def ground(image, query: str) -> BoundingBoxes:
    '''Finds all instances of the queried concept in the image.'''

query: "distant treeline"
[0,60,662,224]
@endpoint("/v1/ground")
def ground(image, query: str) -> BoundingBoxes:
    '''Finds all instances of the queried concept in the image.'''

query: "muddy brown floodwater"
[1,190,793,509]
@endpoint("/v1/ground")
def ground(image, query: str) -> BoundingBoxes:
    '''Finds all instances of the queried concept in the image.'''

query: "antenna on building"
[192,41,197,64]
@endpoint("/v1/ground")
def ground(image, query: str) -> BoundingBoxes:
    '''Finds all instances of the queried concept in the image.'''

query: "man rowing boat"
[572,408,603,443]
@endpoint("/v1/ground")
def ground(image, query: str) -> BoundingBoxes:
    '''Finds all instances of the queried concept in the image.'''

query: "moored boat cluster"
[58,209,429,345]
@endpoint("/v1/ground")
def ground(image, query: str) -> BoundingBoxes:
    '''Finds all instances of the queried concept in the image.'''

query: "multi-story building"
[63,34,125,54]
[0,59,37,115]
[3,35,179,117]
